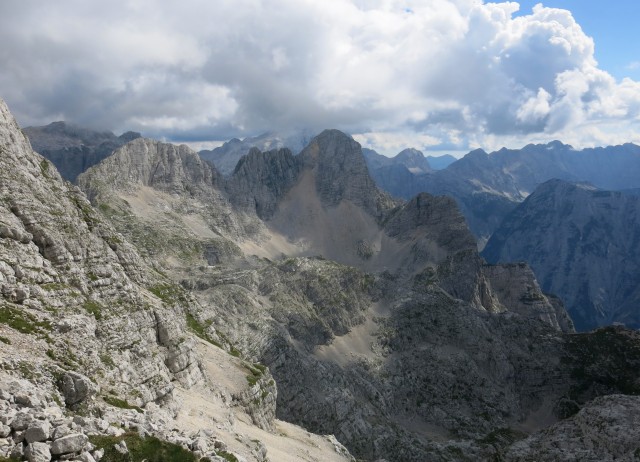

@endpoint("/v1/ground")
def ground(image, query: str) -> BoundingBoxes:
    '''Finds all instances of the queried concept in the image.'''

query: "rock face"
[226,147,302,220]
[79,137,222,196]
[483,180,640,330]
[23,121,141,183]
[506,394,640,461]
[298,130,393,217]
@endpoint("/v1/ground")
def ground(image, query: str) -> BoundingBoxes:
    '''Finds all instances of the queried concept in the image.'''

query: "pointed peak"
[396,148,425,160]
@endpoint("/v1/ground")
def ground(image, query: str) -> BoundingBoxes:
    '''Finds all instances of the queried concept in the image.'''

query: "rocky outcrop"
[506,394,640,461]
[77,137,256,266]
[0,97,205,407]
[482,263,575,332]
[79,138,222,197]
[23,121,141,183]
[483,179,640,330]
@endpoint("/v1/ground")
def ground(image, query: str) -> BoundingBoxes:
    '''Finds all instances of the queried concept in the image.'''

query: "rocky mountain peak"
[384,192,476,253]
[119,130,143,142]
[299,129,390,216]
[79,137,221,197]
[396,147,429,164]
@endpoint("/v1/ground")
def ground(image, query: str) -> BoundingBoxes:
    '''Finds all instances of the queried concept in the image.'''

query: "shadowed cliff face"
[483,179,640,331]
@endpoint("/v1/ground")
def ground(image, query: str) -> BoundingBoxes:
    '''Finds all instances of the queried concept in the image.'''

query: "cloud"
[0,0,639,154]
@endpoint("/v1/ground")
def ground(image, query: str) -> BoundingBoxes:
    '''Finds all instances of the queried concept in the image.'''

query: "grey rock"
[24,441,51,462]
[25,420,51,443]
[50,433,88,455]
[507,395,640,461]
[15,393,40,408]
[0,424,10,438]
[199,129,314,176]
[51,425,74,441]
[10,412,33,431]
[77,451,97,462]
[58,372,95,407]
[299,129,394,219]
[92,448,104,461]
[79,138,222,198]
[226,147,301,220]
[114,440,128,454]
[12,430,25,443]
[10,442,25,459]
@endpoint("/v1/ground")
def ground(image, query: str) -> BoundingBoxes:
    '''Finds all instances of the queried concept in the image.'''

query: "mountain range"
[23,120,640,333]
[366,141,640,245]
[483,180,640,331]
[3,98,640,461]
[22,122,141,182]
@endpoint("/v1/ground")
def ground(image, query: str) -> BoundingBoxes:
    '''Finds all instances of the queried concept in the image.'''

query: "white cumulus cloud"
[0,0,638,154]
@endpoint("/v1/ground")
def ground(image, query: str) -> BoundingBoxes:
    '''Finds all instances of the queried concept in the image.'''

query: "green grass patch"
[245,362,267,387]
[0,305,51,336]
[89,433,197,462]
[83,300,103,320]
[39,159,50,177]
[41,282,70,291]
[216,451,239,462]
[104,395,143,413]
[0,335,11,345]
[100,352,116,368]
[149,283,186,305]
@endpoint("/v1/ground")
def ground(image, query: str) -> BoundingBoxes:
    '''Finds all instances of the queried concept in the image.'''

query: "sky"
[1,1,639,156]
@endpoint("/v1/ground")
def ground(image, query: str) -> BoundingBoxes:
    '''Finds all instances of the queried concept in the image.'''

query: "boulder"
[25,420,51,443]
[58,372,95,407]
[24,441,51,462]
[50,433,88,455]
